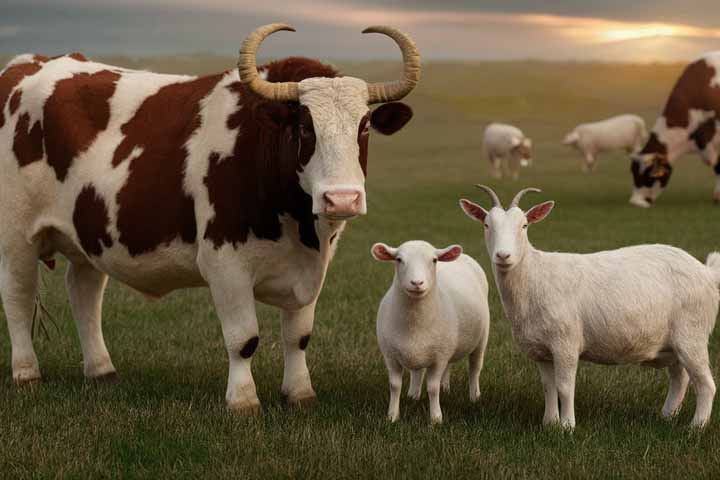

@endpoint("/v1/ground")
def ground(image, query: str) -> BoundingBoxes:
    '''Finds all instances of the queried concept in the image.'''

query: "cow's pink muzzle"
[321,189,364,218]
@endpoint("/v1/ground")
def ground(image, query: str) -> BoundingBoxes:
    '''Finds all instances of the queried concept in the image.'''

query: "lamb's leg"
[677,347,716,428]
[385,357,403,422]
[553,355,578,429]
[441,365,451,393]
[583,152,596,173]
[537,361,559,425]
[468,340,487,402]
[489,156,502,179]
[0,246,41,385]
[426,363,446,424]
[661,362,689,419]
[407,368,425,400]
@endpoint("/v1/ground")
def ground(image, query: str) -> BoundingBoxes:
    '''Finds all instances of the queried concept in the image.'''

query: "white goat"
[563,114,647,172]
[483,123,533,180]
[459,186,720,429]
[372,240,490,424]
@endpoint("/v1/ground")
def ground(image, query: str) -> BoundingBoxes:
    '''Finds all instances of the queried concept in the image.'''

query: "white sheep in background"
[563,114,647,172]
[483,123,533,180]
[459,185,720,429]
[372,240,490,424]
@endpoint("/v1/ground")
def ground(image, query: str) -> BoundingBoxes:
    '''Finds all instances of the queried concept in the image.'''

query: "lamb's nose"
[496,252,511,261]
[410,280,424,287]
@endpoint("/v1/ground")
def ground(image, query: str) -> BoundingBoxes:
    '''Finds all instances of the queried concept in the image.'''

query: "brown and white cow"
[630,52,720,207]
[0,24,420,414]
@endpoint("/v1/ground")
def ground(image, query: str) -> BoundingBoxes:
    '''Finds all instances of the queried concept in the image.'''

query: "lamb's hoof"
[282,391,317,410]
[14,375,41,388]
[87,371,120,384]
[430,415,443,425]
[469,390,481,403]
[228,401,262,417]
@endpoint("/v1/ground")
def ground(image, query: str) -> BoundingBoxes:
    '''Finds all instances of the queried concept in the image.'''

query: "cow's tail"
[707,252,720,288]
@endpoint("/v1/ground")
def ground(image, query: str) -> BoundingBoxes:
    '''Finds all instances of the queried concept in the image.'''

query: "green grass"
[2,58,720,478]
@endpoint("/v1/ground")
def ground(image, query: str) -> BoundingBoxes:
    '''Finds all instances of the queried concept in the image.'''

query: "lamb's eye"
[483,223,489,229]
[522,224,528,229]
[396,257,402,264]
[432,258,438,264]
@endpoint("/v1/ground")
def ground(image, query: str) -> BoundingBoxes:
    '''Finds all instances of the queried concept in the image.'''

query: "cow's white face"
[298,77,369,219]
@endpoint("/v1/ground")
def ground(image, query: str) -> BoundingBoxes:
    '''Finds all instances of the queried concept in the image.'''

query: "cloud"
[0,25,22,38]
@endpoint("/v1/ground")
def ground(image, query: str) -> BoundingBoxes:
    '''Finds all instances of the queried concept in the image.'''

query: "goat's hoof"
[87,371,120,384]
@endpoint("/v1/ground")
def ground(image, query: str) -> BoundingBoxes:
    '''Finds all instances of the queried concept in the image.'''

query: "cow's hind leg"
[66,261,116,381]
[0,246,41,385]
[280,301,317,407]
[661,362,689,419]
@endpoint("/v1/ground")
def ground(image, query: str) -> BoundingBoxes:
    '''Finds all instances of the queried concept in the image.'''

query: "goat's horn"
[509,188,542,209]
[475,184,503,209]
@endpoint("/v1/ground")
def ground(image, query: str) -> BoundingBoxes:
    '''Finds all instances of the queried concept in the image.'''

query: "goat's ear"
[436,245,463,262]
[526,201,554,224]
[371,242,398,261]
[459,199,488,223]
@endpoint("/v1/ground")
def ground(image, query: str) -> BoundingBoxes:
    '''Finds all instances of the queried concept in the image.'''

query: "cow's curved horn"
[238,23,299,101]
[363,26,421,104]
[475,184,503,209]
[509,188,542,209]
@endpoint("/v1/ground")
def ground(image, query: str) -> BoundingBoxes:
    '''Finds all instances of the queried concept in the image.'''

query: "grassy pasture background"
[1,56,720,478]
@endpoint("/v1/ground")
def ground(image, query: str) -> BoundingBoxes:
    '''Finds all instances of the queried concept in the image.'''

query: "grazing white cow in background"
[0,23,420,415]
[372,240,490,424]
[563,114,647,172]
[460,185,720,429]
[483,123,533,180]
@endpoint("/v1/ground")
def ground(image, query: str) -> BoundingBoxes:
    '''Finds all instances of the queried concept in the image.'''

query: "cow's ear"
[370,102,413,135]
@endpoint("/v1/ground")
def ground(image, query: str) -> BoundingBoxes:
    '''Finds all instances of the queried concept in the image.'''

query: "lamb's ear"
[371,243,398,261]
[510,136,521,147]
[459,199,488,222]
[436,245,463,262]
[525,201,554,224]
[523,137,532,148]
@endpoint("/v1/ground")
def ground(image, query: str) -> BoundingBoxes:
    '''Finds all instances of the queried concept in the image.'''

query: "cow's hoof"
[282,390,317,409]
[87,371,120,384]
[228,401,262,417]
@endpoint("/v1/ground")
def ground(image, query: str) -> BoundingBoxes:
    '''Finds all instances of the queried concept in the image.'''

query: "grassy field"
[2,57,720,478]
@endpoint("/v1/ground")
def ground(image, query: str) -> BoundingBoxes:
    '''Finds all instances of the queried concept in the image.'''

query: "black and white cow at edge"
[630,51,720,207]
[0,24,420,414]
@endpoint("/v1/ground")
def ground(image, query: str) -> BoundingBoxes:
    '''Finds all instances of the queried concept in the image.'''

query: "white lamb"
[459,186,720,429]
[483,123,533,180]
[372,240,490,424]
[563,114,647,172]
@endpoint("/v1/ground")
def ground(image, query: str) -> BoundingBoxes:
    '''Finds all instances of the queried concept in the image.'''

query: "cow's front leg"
[713,162,720,203]
[206,269,261,415]
[280,301,317,407]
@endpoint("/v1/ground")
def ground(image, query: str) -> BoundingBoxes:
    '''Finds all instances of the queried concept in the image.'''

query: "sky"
[3,0,720,62]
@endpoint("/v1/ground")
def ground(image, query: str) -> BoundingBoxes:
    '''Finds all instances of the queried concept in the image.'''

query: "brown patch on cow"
[68,53,88,62]
[239,336,259,358]
[43,70,121,181]
[33,55,50,63]
[298,334,311,351]
[638,132,668,156]
[690,118,717,150]
[204,58,340,252]
[9,89,21,114]
[357,113,369,176]
[73,185,113,256]
[663,59,720,128]
[13,113,44,166]
[0,60,42,129]
[113,75,223,256]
